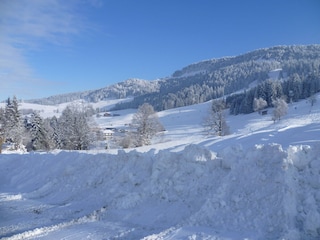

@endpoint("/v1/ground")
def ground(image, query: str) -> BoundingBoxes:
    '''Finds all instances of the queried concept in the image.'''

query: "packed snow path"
[1,143,320,239]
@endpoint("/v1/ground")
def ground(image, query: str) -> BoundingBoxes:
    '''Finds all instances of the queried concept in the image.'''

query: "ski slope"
[1,96,320,239]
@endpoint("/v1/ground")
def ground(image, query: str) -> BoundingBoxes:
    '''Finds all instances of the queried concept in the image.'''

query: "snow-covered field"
[1,96,320,239]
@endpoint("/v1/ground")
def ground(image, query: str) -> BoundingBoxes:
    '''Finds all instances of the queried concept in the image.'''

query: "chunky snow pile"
[1,143,320,239]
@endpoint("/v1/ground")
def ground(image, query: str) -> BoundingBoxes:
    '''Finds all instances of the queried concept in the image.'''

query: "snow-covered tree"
[48,116,61,149]
[0,108,4,153]
[204,99,229,136]
[2,97,24,150]
[240,90,255,114]
[58,104,93,150]
[0,135,3,153]
[253,97,268,114]
[309,94,317,107]
[57,106,73,149]
[28,112,50,151]
[130,103,164,146]
[272,98,288,122]
[71,113,91,150]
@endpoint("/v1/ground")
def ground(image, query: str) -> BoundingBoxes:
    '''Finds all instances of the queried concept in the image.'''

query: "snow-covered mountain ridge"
[25,44,320,111]
[1,93,320,239]
[26,78,160,106]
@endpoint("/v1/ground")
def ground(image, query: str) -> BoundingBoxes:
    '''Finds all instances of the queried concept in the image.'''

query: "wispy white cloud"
[86,0,104,8]
[1,0,85,47]
[0,0,96,100]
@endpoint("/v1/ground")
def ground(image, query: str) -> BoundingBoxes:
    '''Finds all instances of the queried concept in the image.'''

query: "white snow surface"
[268,68,282,80]
[1,96,320,239]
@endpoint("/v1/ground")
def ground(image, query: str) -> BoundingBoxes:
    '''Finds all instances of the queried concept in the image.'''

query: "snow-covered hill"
[1,95,320,239]
[23,45,320,112]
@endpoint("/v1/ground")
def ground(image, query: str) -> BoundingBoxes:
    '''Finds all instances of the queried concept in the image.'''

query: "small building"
[103,129,114,139]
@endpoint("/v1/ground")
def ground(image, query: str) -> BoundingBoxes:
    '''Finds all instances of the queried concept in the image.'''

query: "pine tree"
[49,116,61,149]
[28,112,50,151]
[240,90,255,114]
[290,74,303,101]
[0,107,4,153]
[3,96,23,150]
[71,113,90,150]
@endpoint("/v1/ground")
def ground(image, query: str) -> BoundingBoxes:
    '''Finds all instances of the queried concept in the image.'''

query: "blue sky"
[0,0,320,101]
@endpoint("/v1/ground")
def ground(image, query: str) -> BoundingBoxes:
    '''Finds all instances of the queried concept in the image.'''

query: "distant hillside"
[113,45,320,111]
[28,45,320,111]
[27,78,160,105]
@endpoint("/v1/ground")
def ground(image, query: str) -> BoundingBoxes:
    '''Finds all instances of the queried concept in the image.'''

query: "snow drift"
[1,143,320,239]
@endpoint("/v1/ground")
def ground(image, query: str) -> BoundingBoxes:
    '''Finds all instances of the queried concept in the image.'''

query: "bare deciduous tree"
[253,97,267,114]
[130,103,164,147]
[58,104,93,150]
[309,94,317,107]
[272,98,288,122]
[204,100,229,136]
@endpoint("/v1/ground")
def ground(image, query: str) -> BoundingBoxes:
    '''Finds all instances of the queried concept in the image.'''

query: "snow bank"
[1,143,320,239]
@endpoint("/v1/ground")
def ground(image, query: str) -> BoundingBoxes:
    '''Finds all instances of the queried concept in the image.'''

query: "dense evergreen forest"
[112,45,320,112]
[226,73,319,115]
